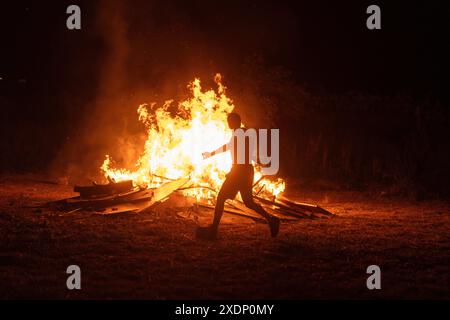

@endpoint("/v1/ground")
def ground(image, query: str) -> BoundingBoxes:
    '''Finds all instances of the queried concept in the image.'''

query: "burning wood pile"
[50,75,333,221]
[50,177,333,222]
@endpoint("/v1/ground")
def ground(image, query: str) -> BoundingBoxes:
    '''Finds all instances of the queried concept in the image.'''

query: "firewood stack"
[49,177,334,221]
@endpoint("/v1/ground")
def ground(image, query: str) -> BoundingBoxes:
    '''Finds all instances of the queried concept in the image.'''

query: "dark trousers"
[213,165,271,228]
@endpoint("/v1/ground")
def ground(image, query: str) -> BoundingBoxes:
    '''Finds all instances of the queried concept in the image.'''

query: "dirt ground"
[0,174,449,299]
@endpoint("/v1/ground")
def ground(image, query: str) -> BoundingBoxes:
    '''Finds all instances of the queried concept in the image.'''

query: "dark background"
[0,0,448,196]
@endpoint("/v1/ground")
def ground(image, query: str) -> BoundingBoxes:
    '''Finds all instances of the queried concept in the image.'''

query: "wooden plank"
[62,189,152,210]
[228,199,305,221]
[259,204,301,221]
[257,199,314,219]
[74,180,134,198]
[254,196,314,218]
[226,200,273,222]
[94,202,148,215]
[277,196,334,216]
[72,178,189,215]
[69,179,185,204]
[197,202,266,223]
[127,178,190,214]
[152,178,190,202]
[273,206,316,220]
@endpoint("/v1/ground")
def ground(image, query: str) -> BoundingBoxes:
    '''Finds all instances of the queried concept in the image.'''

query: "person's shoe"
[196,225,218,240]
[268,216,280,237]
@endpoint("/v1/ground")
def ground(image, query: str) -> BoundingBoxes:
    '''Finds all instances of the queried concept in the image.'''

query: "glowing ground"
[0,174,449,299]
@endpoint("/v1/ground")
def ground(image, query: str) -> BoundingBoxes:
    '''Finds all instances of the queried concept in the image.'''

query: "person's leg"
[241,191,280,237]
[240,188,271,219]
[212,173,239,227]
[196,173,238,239]
[238,167,266,217]
[212,191,227,229]
[239,169,280,237]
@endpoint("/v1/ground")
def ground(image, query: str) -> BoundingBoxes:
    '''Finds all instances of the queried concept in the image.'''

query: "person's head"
[227,112,241,129]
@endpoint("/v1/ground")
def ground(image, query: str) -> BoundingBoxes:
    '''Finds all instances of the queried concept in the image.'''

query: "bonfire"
[100,74,285,202]
[50,75,332,220]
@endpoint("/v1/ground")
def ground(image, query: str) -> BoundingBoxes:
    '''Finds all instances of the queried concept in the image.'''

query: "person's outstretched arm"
[202,142,230,159]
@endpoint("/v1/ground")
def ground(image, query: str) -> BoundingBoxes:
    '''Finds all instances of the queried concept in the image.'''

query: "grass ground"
[0,174,449,299]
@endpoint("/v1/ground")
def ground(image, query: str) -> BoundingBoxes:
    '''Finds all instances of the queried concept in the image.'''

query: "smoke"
[50,0,289,184]
[51,0,136,184]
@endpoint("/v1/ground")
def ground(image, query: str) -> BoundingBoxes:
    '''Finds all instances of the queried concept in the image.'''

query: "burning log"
[152,178,190,202]
[49,171,334,222]
[50,177,334,220]
[45,76,335,224]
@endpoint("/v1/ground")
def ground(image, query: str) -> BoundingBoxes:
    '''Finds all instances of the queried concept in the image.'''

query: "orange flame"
[101,74,285,200]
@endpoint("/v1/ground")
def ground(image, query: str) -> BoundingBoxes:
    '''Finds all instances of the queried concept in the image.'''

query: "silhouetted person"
[197,112,280,240]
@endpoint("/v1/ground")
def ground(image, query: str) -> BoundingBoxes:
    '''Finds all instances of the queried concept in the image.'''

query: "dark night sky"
[0,0,447,98]
[0,0,448,174]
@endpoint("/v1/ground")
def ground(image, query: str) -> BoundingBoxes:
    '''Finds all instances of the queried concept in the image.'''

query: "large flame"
[101,74,285,200]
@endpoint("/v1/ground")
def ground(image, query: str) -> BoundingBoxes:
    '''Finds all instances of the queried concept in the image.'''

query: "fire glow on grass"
[101,74,285,201]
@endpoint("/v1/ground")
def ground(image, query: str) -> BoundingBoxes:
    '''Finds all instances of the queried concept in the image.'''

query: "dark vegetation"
[1,1,448,197]
[2,67,449,197]
[236,67,450,198]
